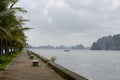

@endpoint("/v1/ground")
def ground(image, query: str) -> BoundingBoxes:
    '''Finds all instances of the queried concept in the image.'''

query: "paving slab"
[0,49,65,80]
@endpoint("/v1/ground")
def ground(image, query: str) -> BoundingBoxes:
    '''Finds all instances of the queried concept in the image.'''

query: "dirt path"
[0,49,65,80]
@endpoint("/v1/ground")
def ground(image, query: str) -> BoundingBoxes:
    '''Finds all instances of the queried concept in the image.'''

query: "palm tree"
[0,0,27,16]
[0,0,29,55]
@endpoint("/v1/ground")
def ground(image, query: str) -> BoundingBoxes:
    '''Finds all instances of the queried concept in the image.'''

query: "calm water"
[30,49,120,80]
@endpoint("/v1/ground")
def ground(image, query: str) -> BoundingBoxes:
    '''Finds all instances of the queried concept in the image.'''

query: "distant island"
[91,34,120,50]
[26,44,89,50]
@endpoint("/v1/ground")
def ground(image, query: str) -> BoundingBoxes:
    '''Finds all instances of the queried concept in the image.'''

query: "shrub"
[0,51,19,69]
[50,56,56,62]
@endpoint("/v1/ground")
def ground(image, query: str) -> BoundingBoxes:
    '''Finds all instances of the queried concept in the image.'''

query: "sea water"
[30,49,120,80]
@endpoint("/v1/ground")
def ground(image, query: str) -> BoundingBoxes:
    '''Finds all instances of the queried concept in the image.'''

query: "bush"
[50,56,56,62]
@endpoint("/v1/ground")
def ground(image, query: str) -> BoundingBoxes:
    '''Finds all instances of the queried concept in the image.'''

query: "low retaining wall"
[48,61,88,80]
[27,50,88,80]
[28,50,50,63]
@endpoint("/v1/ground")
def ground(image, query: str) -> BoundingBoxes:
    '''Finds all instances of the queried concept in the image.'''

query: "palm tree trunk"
[0,40,3,56]
[3,40,9,56]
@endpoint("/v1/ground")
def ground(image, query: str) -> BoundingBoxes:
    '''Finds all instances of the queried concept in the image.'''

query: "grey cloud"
[21,0,117,34]
[16,0,49,27]
[21,0,120,35]
[64,0,113,12]
[47,7,100,33]
[16,0,120,46]
[63,0,120,29]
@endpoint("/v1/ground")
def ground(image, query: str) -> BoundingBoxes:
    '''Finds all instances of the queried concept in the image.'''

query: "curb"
[27,50,88,80]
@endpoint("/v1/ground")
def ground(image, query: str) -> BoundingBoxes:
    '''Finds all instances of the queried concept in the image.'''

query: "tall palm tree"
[0,0,29,55]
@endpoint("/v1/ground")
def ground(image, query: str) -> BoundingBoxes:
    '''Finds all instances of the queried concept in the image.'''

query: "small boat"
[64,49,70,52]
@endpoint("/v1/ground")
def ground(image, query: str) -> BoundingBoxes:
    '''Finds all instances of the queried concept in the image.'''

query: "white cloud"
[112,0,120,9]
[17,0,120,47]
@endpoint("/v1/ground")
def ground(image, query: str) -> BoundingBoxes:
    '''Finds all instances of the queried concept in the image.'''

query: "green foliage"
[0,51,19,69]
[50,56,56,62]
[0,0,30,55]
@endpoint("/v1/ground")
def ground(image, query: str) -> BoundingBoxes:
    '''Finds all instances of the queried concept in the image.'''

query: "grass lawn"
[0,51,19,70]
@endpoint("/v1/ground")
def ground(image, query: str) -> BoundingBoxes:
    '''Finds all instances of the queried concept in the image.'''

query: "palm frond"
[10,0,18,8]
[20,27,33,31]
[12,7,27,13]
[0,26,12,39]
[0,7,27,16]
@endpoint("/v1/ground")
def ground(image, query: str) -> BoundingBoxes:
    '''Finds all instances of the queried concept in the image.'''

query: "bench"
[32,60,39,66]
[30,55,34,59]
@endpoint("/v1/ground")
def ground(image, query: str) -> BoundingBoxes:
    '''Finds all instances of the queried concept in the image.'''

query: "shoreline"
[28,50,88,80]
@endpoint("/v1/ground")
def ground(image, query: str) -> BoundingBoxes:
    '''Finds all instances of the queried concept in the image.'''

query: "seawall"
[28,50,88,80]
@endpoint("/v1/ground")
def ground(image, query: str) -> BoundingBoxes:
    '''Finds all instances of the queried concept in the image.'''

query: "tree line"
[27,44,86,49]
[0,0,30,56]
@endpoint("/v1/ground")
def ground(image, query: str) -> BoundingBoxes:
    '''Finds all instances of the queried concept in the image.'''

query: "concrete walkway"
[0,49,65,80]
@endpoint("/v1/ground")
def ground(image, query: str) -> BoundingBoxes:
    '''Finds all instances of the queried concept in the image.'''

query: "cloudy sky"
[16,0,120,47]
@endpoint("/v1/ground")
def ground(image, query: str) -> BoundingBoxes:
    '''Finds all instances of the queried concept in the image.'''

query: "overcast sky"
[16,0,120,47]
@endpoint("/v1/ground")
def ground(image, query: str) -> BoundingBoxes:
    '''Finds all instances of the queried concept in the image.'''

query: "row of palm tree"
[0,0,30,56]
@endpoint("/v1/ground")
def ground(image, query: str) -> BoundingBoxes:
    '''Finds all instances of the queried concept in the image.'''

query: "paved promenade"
[0,49,65,80]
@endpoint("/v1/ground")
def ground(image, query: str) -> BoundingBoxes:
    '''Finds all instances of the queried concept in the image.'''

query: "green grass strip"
[0,51,19,70]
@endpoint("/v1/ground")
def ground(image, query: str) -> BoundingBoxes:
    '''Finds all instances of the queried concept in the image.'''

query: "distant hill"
[91,34,120,50]
[26,44,87,50]
[71,44,85,49]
